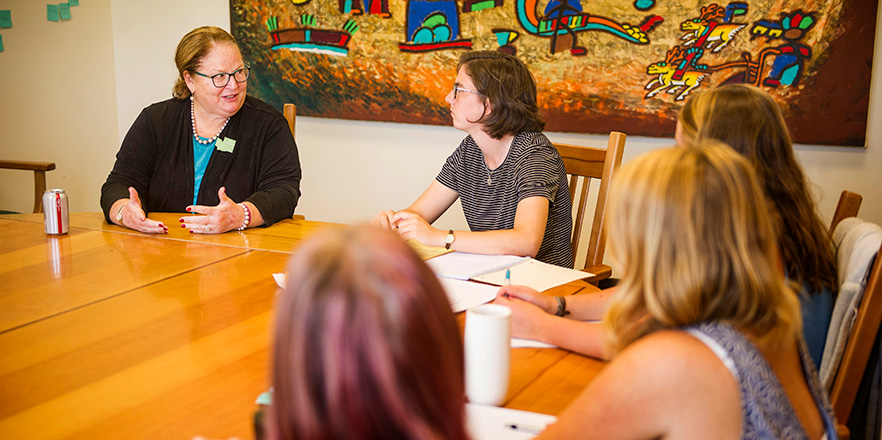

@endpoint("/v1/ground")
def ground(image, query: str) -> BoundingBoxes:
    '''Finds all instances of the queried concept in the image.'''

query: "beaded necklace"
[190,96,230,145]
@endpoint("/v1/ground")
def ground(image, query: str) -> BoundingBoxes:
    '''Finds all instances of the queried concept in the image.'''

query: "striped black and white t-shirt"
[436,132,573,267]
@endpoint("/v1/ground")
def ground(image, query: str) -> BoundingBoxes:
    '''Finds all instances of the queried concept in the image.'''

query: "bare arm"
[395,195,549,257]
[372,180,458,230]
[492,285,617,358]
[493,291,608,359]
[537,331,741,440]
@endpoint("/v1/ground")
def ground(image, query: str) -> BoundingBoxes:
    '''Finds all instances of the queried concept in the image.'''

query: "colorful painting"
[231,0,879,146]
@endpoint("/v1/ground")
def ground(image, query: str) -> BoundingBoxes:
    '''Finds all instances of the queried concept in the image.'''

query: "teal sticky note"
[59,3,71,20]
[69,0,79,5]
[47,5,59,22]
[215,137,237,153]
[0,35,4,53]
[0,11,12,29]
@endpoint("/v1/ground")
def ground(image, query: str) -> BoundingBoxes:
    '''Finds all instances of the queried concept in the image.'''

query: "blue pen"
[504,268,511,286]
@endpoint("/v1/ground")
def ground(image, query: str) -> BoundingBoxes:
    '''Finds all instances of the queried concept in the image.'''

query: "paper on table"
[511,337,557,349]
[273,272,285,289]
[439,277,499,313]
[427,252,527,280]
[466,402,556,440]
[472,259,592,292]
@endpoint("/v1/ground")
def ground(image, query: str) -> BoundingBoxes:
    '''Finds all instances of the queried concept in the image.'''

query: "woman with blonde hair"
[496,85,835,366]
[677,84,837,366]
[269,226,468,440]
[536,143,836,439]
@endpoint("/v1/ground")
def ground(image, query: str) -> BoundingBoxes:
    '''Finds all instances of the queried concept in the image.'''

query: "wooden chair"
[830,190,863,234]
[554,131,626,285]
[0,160,56,213]
[827,219,882,440]
[283,103,296,138]
[282,103,306,221]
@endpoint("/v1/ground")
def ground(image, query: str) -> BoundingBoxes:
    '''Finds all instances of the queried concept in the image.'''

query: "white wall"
[1,0,880,235]
[0,0,118,214]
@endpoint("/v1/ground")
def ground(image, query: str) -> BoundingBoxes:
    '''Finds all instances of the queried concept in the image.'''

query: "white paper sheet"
[511,337,558,349]
[427,252,527,280]
[439,277,500,313]
[472,259,592,292]
[466,403,557,440]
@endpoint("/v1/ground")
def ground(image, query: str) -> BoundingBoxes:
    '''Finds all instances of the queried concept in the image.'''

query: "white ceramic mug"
[464,304,512,406]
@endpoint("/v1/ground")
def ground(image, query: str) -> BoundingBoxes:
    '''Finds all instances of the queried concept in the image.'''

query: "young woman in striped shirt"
[373,51,573,267]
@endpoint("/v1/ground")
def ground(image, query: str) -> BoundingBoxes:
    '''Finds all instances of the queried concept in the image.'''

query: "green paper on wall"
[47,4,59,22]
[69,0,79,5]
[59,3,71,20]
[0,10,12,28]
[0,35,4,52]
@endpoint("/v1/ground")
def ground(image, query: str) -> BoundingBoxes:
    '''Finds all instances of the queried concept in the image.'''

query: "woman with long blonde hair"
[536,143,836,439]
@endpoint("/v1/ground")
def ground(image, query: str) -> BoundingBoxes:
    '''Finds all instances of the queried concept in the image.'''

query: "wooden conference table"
[0,212,605,440]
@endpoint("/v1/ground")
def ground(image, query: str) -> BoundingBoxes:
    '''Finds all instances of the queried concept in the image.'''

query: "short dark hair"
[457,51,545,139]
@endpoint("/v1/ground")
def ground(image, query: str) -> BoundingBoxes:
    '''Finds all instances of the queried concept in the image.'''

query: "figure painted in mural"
[762,11,816,87]
[101,26,301,234]
[530,143,837,439]
[268,225,468,440]
[339,0,391,18]
[496,85,837,370]
[373,51,573,267]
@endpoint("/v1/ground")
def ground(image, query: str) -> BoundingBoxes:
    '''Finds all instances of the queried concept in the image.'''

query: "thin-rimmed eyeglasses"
[453,84,483,99]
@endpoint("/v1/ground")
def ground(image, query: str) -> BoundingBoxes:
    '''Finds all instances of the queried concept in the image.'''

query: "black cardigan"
[100,96,301,225]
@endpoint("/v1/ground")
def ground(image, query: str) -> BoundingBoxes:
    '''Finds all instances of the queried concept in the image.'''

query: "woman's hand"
[493,291,554,340]
[181,187,246,234]
[392,210,444,246]
[116,187,168,234]
[372,209,397,229]
[497,285,557,315]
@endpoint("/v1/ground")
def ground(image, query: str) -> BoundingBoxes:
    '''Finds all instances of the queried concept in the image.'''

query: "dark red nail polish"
[179,218,184,223]
[186,207,191,212]
[181,224,186,228]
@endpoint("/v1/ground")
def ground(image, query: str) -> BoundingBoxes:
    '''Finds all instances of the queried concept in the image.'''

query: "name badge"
[216,137,237,153]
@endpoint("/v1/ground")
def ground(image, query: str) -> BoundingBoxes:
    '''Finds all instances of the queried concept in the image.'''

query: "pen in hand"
[504,268,511,286]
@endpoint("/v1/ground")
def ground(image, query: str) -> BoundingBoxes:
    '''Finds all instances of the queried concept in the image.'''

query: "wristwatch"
[445,230,455,250]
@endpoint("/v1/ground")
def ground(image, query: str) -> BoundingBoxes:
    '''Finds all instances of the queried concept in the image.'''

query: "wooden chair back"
[0,160,56,213]
[554,131,626,283]
[830,234,882,437]
[283,103,296,138]
[830,190,862,234]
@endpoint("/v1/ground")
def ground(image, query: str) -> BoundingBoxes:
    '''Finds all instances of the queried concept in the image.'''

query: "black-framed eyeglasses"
[453,83,483,99]
[193,64,251,88]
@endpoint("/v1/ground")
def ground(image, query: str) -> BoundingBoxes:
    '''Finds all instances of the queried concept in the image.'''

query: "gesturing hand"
[117,187,168,234]
[180,187,245,234]
[391,210,443,247]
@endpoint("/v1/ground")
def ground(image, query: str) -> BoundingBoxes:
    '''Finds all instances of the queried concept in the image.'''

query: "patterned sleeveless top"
[685,322,837,440]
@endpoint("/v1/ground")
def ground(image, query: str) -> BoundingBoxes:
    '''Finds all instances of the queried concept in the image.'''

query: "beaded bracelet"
[554,296,570,317]
[237,203,251,231]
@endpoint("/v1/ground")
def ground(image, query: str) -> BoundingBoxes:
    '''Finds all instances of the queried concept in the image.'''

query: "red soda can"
[43,189,70,235]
